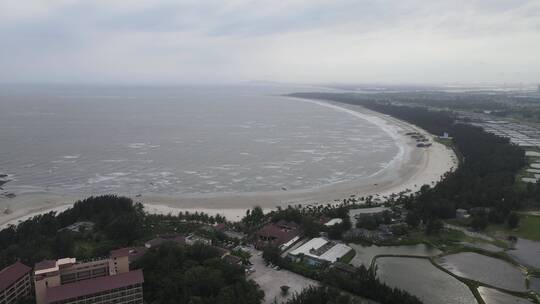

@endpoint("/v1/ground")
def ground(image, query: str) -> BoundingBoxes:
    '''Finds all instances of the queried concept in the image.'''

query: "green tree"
[507,212,520,229]
[262,245,281,266]
[425,219,443,235]
[405,212,421,228]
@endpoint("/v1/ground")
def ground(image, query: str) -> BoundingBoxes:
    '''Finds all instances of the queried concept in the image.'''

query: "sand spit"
[0,100,457,225]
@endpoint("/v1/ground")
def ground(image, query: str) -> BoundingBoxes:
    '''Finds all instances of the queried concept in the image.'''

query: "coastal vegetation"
[0,195,145,268]
[290,92,539,230]
[0,195,265,304]
[283,286,357,304]
[0,195,232,268]
[133,243,264,304]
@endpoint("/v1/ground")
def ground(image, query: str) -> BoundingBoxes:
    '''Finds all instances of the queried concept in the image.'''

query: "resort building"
[110,247,147,267]
[456,208,470,219]
[0,261,32,304]
[254,220,301,250]
[214,223,246,240]
[288,237,353,267]
[44,269,143,304]
[34,250,144,304]
[185,234,211,245]
[144,234,186,249]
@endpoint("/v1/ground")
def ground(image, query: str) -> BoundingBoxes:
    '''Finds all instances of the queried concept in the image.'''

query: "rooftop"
[34,260,57,272]
[145,237,167,248]
[0,261,31,291]
[256,221,301,246]
[109,247,131,258]
[45,269,144,303]
[289,237,352,263]
[324,218,343,226]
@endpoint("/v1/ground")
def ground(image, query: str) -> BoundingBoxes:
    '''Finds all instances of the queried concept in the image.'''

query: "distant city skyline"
[1,0,539,85]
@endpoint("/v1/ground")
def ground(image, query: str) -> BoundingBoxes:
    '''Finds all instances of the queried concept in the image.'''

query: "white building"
[324,218,343,227]
[288,237,352,266]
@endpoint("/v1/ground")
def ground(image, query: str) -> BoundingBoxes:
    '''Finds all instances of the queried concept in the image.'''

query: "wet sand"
[0,101,457,225]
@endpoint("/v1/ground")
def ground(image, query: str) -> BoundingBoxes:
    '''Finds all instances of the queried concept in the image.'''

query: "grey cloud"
[0,0,539,84]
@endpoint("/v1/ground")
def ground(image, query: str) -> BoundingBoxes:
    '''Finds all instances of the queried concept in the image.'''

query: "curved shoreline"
[0,99,458,225]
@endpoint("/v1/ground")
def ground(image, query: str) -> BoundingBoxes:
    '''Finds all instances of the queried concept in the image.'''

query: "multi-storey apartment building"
[34,250,143,304]
[0,261,32,304]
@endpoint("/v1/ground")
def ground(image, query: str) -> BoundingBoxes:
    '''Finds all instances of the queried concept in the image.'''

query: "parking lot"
[247,248,319,304]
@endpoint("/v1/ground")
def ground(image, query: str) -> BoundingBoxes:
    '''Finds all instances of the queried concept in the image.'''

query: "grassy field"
[433,137,453,147]
[484,214,540,242]
[514,214,540,241]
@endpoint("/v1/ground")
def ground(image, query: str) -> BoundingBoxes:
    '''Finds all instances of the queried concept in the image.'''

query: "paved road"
[444,223,494,242]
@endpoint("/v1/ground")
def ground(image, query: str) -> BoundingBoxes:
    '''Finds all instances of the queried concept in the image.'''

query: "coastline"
[0,99,458,225]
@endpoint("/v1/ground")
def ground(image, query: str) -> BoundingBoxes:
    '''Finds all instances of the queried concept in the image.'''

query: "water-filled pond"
[349,243,442,267]
[477,287,533,304]
[375,257,477,304]
[530,277,540,294]
[437,252,526,291]
[508,238,540,269]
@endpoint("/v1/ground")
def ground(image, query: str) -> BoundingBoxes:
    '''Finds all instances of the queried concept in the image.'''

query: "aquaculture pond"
[477,287,533,304]
[349,243,442,267]
[530,277,540,294]
[375,257,477,304]
[508,238,540,269]
[437,252,527,291]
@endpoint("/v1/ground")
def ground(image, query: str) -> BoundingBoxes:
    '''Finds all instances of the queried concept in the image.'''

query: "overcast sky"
[1,0,539,85]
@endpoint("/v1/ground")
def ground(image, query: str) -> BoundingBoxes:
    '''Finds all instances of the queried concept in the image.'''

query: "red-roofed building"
[254,220,301,250]
[0,261,32,304]
[45,269,143,304]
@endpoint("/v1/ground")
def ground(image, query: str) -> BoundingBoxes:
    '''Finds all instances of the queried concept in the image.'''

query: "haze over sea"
[0,84,399,199]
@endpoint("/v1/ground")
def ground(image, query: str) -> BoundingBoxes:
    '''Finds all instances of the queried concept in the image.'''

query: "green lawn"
[485,214,540,242]
[514,215,540,241]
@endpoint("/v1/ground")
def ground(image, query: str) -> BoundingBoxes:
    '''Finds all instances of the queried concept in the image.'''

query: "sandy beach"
[0,100,458,225]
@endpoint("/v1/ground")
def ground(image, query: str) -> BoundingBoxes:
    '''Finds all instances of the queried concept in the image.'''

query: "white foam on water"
[293,98,407,179]
[87,172,129,184]
[62,155,80,159]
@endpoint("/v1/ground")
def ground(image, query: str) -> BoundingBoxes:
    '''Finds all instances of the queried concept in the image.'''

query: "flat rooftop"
[289,237,352,263]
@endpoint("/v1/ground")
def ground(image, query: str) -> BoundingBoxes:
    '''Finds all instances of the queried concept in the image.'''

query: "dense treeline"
[243,204,352,240]
[133,243,264,304]
[322,266,422,304]
[284,286,357,304]
[290,93,535,225]
[0,195,144,268]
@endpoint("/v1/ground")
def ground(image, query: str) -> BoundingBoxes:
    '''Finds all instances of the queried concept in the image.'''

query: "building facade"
[34,250,143,304]
[0,261,32,304]
[45,270,143,304]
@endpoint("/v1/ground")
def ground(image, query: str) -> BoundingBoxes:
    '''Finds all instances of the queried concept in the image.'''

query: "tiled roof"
[256,221,301,246]
[0,261,31,292]
[45,270,144,303]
